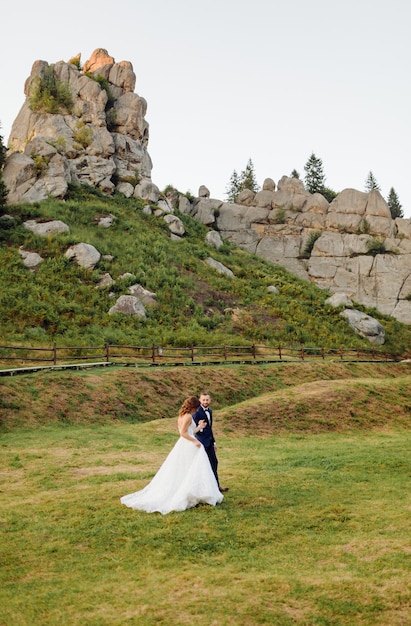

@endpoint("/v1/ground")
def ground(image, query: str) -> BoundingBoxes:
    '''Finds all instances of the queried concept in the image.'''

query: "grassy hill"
[1,361,410,624]
[1,184,410,356]
[2,187,410,625]
[1,360,410,431]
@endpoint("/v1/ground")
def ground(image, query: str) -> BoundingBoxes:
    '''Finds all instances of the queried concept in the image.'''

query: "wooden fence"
[0,342,396,371]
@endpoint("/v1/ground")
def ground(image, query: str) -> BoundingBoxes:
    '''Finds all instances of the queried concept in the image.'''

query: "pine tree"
[290,169,300,179]
[365,171,380,192]
[0,126,8,211]
[225,159,260,202]
[239,158,260,194]
[387,187,403,219]
[304,152,326,194]
[225,169,241,203]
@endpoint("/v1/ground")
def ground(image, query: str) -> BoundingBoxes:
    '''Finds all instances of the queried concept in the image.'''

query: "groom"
[193,391,228,493]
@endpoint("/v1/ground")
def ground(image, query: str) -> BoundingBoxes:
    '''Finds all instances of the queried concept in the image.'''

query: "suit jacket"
[193,405,215,448]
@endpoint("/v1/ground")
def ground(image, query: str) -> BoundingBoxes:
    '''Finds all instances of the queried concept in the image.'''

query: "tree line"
[226,154,404,219]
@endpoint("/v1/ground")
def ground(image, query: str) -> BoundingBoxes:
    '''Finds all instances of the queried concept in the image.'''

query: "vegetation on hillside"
[0,185,410,355]
[29,64,73,114]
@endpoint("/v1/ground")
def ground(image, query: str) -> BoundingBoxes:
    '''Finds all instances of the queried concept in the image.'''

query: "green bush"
[366,237,387,256]
[29,65,73,114]
[272,208,286,224]
[358,218,371,234]
[73,122,93,149]
[31,153,50,177]
[301,231,322,258]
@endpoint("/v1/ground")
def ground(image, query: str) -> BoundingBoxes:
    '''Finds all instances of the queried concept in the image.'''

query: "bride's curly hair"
[178,396,200,416]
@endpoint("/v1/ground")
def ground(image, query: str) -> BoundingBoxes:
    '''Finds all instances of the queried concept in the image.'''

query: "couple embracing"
[120,391,228,515]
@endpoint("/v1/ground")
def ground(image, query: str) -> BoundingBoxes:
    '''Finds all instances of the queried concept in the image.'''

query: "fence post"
[321,347,325,360]
[191,345,194,362]
[224,345,227,361]
[301,344,305,360]
[53,342,57,365]
[339,347,343,360]
[252,343,256,359]
[105,342,109,362]
[278,345,282,360]
[152,344,155,362]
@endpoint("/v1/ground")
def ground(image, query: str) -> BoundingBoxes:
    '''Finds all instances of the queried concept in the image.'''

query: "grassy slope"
[1,369,410,625]
[1,187,411,624]
[1,361,410,430]
[1,187,410,355]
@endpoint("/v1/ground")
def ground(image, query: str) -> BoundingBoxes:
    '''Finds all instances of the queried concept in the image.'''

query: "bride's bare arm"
[178,413,201,447]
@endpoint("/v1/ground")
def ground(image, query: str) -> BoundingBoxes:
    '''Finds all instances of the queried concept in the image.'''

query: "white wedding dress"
[120,420,223,514]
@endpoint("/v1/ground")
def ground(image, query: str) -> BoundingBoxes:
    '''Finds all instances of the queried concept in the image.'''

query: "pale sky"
[2,0,411,218]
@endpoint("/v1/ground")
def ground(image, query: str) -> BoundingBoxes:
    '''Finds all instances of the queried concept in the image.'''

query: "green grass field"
[1,376,410,625]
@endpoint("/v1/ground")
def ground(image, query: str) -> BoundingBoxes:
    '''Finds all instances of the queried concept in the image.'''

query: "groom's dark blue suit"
[193,405,220,489]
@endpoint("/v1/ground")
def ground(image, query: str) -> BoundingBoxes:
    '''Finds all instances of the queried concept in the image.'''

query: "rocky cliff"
[177,179,411,324]
[3,49,411,324]
[4,48,159,203]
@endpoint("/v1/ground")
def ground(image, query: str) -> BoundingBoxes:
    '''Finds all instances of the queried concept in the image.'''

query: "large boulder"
[24,219,70,236]
[65,243,100,268]
[206,257,234,277]
[108,295,146,317]
[18,248,43,269]
[340,309,385,345]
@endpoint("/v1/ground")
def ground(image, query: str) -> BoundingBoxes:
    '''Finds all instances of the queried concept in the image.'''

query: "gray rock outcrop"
[4,48,153,204]
[340,309,386,345]
[180,179,411,324]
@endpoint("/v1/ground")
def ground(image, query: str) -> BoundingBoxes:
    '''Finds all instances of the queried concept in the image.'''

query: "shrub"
[272,208,286,224]
[73,122,93,149]
[358,218,371,234]
[301,231,322,258]
[31,153,50,177]
[366,237,387,256]
[106,108,117,132]
[321,187,338,203]
[29,65,73,114]
[47,136,67,154]
[68,56,81,69]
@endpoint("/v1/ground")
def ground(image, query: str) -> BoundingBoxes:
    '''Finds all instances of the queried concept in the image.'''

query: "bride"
[120,396,224,514]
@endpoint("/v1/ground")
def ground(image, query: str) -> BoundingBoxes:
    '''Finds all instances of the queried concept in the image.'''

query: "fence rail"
[0,342,397,372]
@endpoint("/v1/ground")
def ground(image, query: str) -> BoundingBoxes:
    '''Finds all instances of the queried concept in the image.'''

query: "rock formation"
[4,48,156,203]
[3,49,411,324]
[179,180,411,324]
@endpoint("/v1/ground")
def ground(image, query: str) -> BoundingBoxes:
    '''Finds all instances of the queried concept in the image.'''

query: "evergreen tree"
[290,169,300,179]
[387,187,403,219]
[321,187,338,203]
[239,158,260,194]
[0,125,8,211]
[225,158,260,202]
[225,169,241,203]
[304,152,326,194]
[365,171,380,192]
